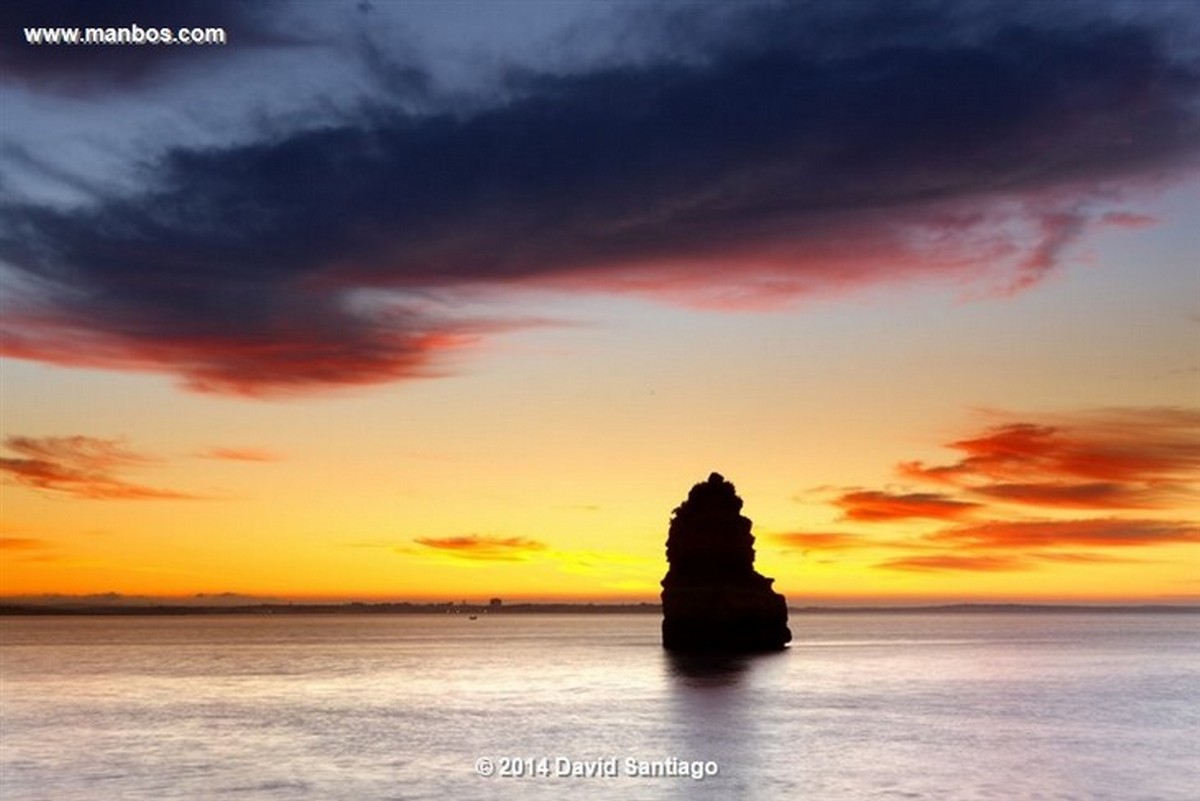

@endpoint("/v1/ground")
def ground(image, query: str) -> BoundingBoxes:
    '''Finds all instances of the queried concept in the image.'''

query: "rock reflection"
[665,651,754,687]
[662,648,793,792]
[665,647,790,688]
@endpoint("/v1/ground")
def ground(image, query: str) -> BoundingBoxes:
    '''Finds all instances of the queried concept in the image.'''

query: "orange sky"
[2,2,1198,606]
[3,337,1196,604]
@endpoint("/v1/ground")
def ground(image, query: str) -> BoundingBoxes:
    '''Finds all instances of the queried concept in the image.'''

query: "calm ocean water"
[0,612,1196,800]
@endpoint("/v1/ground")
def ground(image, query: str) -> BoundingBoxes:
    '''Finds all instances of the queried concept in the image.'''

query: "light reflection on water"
[1,613,1196,800]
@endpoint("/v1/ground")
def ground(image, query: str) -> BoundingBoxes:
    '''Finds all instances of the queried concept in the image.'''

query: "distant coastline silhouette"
[661,473,791,652]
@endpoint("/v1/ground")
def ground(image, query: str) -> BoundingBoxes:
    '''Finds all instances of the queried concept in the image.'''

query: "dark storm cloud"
[2,0,1199,394]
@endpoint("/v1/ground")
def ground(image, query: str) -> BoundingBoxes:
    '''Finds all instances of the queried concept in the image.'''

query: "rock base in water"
[661,473,791,652]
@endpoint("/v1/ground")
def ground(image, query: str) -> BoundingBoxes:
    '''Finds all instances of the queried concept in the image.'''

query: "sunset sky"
[1,0,1197,605]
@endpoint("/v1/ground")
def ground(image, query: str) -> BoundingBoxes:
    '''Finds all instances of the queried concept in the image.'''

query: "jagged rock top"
[677,472,744,515]
[665,473,756,584]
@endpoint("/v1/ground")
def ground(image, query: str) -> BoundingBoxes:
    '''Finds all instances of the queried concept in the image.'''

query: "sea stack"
[661,473,791,652]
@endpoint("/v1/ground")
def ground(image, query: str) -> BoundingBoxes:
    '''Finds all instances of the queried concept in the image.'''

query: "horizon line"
[2,599,1197,616]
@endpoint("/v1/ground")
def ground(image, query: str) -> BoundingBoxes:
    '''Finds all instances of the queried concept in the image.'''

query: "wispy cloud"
[969,482,1158,510]
[1034,552,1153,565]
[196,447,281,462]
[867,517,1198,574]
[877,554,1028,573]
[834,490,982,522]
[876,547,1159,573]
[2,3,1197,395]
[0,535,64,563]
[929,518,1199,550]
[0,536,51,550]
[391,535,657,589]
[0,435,201,500]
[772,532,869,552]
[411,535,549,562]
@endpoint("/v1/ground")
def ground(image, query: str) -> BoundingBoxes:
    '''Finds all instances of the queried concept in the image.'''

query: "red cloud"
[0,201,1053,394]
[412,535,548,562]
[899,408,1200,510]
[873,537,1171,575]
[824,408,1200,577]
[1,320,490,398]
[972,482,1159,509]
[929,518,1200,549]
[835,490,982,522]
[0,435,201,500]
[0,173,1173,395]
[544,199,1110,311]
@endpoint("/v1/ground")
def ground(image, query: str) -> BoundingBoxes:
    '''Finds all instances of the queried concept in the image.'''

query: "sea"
[0,612,1196,801]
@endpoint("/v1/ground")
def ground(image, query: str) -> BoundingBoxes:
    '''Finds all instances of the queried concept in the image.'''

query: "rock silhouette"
[661,473,791,652]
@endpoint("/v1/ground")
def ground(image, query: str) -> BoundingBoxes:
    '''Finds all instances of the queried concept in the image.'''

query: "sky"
[1,0,1197,605]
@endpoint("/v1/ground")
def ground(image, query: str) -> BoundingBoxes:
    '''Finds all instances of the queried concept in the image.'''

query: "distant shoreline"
[1,602,1196,617]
